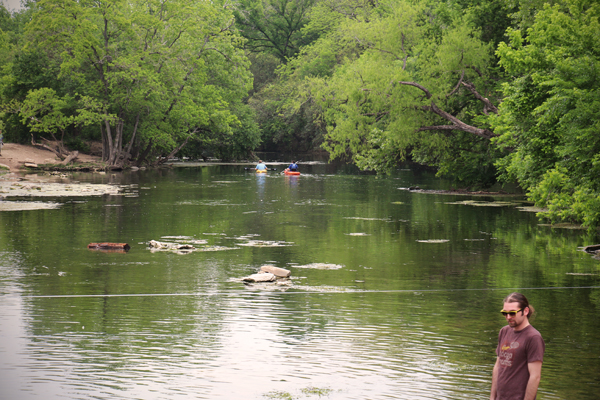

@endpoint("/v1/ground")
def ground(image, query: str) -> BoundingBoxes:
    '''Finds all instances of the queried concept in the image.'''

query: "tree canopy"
[493,0,600,229]
[1,0,599,230]
[233,0,318,62]
[1,0,257,165]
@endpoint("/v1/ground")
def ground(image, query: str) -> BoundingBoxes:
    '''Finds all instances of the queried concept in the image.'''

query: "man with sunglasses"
[490,292,545,400]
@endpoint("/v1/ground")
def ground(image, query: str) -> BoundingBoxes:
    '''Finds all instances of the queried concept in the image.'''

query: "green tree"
[21,0,253,167]
[233,0,317,62]
[14,88,103,157]
[493,0,600,230]
[0,7,9,69]
[301,0,502,185]
[247,0,386,154]
[445,0,516,47]
[505,0,561,30]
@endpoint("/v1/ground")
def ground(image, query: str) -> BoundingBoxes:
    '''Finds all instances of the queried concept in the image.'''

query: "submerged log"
[583,244,600,254]
[89,248,129,254]
[88,242,131,251]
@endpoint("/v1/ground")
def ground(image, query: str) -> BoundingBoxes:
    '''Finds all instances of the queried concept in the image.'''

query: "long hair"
[503,292,536,320]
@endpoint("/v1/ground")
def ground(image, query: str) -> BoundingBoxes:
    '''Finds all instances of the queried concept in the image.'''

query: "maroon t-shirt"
[496,324,545,400]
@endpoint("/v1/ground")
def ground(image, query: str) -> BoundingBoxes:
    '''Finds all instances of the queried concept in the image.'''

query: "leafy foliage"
[2,0,255,165]
[2,0,600,228]
[301,0,502,186]
[493,0,600,229]
[233,0,318,62]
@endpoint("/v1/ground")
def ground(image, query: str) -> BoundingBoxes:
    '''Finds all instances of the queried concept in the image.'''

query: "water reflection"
[0,164,599,399]
[5,288,596,399]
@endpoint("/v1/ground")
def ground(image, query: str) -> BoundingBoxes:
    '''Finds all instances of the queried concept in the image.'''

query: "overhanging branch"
[424,102,497,139]
[461,81,498,114]
[395,79,498,138]
[447,70,464,98]
[395,81,432,99]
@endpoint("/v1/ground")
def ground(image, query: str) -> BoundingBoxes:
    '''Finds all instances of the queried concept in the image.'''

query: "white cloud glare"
[1,0,23,11]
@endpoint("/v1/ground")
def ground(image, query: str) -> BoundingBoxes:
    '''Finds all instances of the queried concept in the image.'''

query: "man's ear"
[524,307,530,316]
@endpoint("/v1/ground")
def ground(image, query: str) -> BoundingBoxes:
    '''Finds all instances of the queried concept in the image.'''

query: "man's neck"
[513,321,530,332]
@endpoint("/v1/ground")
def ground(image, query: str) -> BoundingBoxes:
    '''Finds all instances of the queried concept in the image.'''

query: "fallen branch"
[31,135,65,159]
[61,150,79,165]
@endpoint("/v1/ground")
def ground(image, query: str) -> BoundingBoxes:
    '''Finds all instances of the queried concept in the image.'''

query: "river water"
[1,162,599,400]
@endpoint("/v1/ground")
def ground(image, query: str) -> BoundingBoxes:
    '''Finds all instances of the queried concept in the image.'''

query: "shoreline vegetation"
[2,142,599,238]
[1,0,599,231]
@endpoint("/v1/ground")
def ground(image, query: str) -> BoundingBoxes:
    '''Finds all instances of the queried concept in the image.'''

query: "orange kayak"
[284,170,300,175]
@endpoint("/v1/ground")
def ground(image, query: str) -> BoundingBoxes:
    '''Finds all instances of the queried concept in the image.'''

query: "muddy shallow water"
[1,163,599,399]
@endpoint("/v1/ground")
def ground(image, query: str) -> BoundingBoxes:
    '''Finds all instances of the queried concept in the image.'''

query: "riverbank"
[0,142,103,176]
[0,143,119,206]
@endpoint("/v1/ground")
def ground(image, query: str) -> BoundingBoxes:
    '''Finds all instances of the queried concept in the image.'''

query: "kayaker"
[255,160,267,171]
[288,160,298,171]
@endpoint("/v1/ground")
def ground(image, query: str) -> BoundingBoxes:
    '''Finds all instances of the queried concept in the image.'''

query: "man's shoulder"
[518,325,545,352]
[521,324,543,338]
[498,325,512,336]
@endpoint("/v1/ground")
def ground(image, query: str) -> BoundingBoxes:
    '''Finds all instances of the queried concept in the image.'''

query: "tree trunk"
[114,119,123,164]
[102,119,113,163]
[125,114,140,156]
[153,132,194,166]
[135,139,153,167]
[61,151,79,165]
[103,117,125,167]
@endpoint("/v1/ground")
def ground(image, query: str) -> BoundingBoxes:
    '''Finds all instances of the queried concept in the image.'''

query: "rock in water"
[260,265,291,278]
[148,240,194,250]
[242,273,276,283]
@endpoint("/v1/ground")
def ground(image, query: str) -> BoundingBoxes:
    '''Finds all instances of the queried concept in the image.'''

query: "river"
[1,162,599,399]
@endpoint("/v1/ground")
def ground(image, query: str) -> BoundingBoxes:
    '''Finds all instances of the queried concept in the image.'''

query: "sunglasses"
[500,309,522,316]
